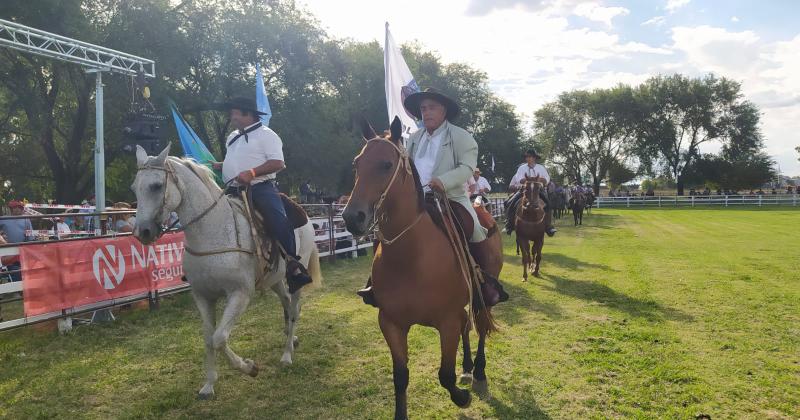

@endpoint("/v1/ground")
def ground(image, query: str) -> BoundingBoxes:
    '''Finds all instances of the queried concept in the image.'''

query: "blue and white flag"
[256,63,272,126]
[384,22,420,138]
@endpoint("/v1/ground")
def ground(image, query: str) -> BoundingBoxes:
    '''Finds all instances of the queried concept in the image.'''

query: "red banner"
[21,232,186,316]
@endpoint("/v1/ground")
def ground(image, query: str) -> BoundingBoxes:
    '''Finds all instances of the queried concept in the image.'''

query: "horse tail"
[297,223,323,289]
[474,305,498,336]
[307,245,323,287]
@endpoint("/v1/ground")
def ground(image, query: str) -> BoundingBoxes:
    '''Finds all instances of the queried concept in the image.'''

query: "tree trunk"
[676,178,685,196]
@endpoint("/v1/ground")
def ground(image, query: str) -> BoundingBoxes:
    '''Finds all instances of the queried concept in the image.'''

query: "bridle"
[518,179,546,225]
[137,159,230,238]
[360,138,424,246]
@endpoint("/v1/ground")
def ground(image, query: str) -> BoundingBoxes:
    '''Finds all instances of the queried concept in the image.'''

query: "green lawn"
[1,209,798,419]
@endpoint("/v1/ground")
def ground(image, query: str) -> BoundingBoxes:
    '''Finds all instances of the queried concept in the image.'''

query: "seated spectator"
[0,200,31,282]
[110,202,135,233]
[53,217,71,235]
[0,201,33,244]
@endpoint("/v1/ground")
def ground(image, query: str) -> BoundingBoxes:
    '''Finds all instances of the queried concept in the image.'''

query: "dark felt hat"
[215,96,268,116]
[403,88,460,120]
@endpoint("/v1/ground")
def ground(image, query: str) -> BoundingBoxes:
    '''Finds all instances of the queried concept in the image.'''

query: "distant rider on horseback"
[503,149,557,237]
[212,96,312,292]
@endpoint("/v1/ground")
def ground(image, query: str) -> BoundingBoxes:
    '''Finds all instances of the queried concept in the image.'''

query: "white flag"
[384,22,420,138]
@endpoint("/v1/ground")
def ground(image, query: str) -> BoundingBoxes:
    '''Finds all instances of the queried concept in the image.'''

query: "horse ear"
[359,117,378,141]
[389,116,403,144]
[154,142,171,166]
[135,145,149,166]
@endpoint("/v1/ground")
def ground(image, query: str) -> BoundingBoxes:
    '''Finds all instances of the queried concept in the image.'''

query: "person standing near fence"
[0,200,32,282]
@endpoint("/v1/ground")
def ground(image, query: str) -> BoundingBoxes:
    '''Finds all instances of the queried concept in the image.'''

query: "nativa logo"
[91,241,184,289]
[92,244,126,290]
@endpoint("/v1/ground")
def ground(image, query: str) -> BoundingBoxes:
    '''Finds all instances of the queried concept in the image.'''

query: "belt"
[225,180,275,196]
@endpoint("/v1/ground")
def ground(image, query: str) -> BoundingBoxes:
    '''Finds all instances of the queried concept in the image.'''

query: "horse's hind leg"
[271,279,299,365]
[472,314,490,398]
[215,291,258,377]
[379,311,410,420]
[193,293,218,399]
[459,310,474,385]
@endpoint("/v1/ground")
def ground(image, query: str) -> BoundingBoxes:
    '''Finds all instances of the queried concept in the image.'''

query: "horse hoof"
[244,359,259,377]
[472,379,490,398]
[534,272,541,278]
[197,388,215,400]
[280,353,293,366]
[293,336,299,349]
[459,372,474,385]
[453,388,472,408]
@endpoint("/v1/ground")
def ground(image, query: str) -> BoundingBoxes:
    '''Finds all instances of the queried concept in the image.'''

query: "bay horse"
[514,176,547,280]
[132,144,321,399]
[343,118,499,420]
[571,189,587,226]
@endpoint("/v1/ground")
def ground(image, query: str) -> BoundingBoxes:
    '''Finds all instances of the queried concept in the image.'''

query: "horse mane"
[168,156,222,195]
[407,158,425,212]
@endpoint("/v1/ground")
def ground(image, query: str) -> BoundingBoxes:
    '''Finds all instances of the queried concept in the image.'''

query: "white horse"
[132,144,321,399]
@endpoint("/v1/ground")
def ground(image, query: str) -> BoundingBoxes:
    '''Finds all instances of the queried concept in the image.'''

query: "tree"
[635,74,759,195]
[535,85,638,194]
[607,159,637,188]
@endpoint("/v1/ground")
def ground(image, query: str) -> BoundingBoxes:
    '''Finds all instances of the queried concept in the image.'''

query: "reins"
[137,159,253,256]
[365,138,425,246]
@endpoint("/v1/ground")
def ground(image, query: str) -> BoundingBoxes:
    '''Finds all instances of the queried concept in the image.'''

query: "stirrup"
[546,227,557,237]
[286,260,312,293]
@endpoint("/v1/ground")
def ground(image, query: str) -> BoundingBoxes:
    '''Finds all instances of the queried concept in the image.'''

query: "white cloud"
[573,3,630,27]
[665,0,691,13]
[642,16,666,27]
[296,0,800,175]
[669,27,800,175]
[731,16,740,23]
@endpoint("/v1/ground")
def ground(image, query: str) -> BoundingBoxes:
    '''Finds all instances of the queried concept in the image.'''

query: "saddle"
[423,195,497,242]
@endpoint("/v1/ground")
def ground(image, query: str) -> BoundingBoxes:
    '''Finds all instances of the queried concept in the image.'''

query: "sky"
[298,0,800,176]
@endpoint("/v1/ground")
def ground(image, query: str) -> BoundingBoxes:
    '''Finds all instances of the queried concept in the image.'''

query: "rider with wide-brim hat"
[357,87,508,305]
[504,149,557,237]
[210,96,312,292]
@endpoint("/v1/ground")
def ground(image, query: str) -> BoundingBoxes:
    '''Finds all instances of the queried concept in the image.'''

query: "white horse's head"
[132,143,180,244]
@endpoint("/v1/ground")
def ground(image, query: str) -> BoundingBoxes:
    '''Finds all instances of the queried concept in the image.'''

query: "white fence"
[595,194,799,208]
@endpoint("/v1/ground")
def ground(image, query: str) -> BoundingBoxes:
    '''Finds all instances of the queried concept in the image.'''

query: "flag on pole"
[384,22,420,138]
[256,63,272,126]
[168,99,221,183]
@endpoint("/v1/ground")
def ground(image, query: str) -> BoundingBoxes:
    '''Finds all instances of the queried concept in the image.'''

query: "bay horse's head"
[522,175,545,211]
[343,117,420,235]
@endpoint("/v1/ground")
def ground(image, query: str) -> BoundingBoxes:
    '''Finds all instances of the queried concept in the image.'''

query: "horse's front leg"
[517,236,530,282]
[379,311,410,420]
[215,291,258,377]
[437,315,472,409]
[193,292,218,399]
[533,236,544,277]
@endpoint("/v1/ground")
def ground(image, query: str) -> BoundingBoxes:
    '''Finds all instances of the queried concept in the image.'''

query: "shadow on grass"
[555,212,622,230]
[545,252,617,272]
[494,280,563,325]
[542,274,694,322]
[484,391,552,420]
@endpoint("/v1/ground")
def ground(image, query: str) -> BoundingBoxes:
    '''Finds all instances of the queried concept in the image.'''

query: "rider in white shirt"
[504,149,557,237]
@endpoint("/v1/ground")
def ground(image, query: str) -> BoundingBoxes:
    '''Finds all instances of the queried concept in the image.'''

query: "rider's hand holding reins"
[428,178,446,194]
[236,169,256,185]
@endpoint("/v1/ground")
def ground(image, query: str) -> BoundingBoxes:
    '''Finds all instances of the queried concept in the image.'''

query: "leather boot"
[286,258,312,293]
[544,208,557,237]
[356,277,378,307]
[468,240,509,307]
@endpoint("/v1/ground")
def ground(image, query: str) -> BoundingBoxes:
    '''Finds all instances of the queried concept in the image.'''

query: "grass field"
[1,209,798,419]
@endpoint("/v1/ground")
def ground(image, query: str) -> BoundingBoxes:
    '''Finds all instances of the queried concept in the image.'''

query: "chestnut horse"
[514,176,547,280]
[343,118,498,420]
[571,189,587,226]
